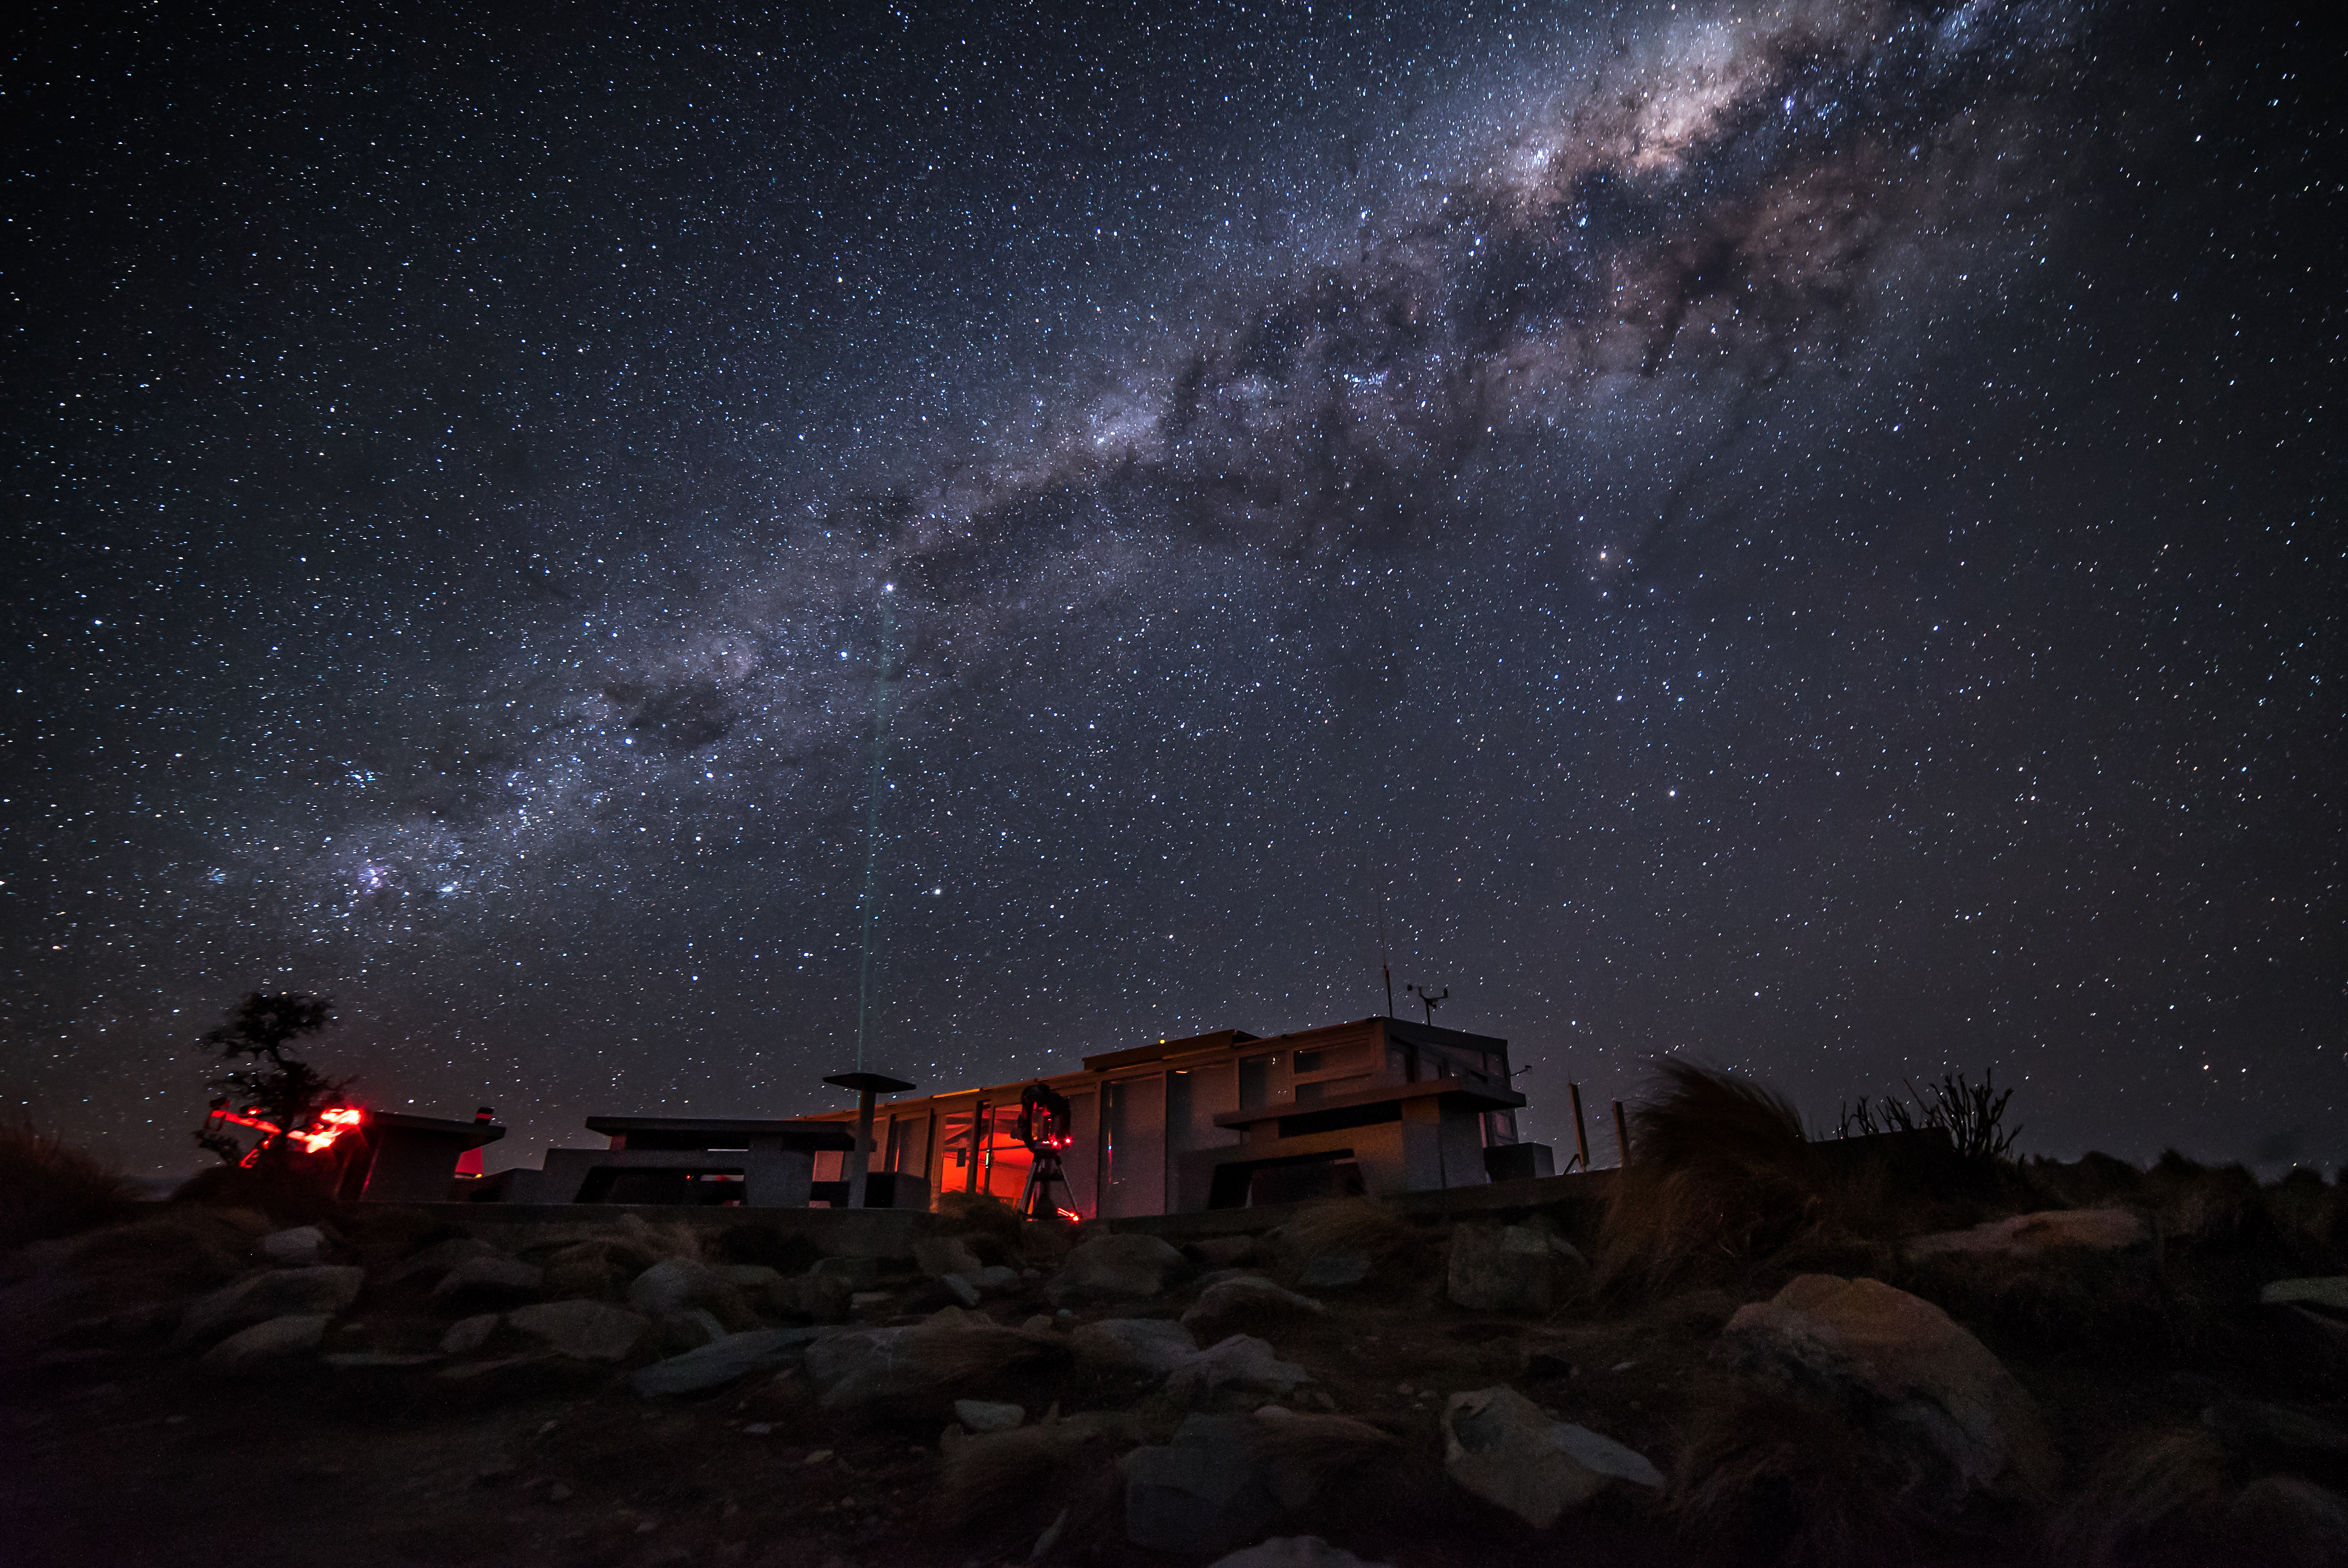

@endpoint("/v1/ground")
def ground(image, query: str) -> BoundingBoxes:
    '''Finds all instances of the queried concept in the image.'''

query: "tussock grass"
[1280,1197,1411,1260]
[0,1122,139,1250]
[1246,1410,1404,1505]
[1598,1060,1825,1292]
[2041,1427,2235,1568]
[930,1411,1134,1554]
[1671,1384,1917,1568]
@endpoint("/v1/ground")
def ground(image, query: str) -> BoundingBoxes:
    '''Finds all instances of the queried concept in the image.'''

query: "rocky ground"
[4,1157,2347,1568]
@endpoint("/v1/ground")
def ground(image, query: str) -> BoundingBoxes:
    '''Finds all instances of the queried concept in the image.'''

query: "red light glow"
[207,1103,366,1166]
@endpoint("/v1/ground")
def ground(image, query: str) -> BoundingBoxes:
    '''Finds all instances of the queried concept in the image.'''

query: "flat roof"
[1211,1075,1526,1128]
[584,1115,855,1149]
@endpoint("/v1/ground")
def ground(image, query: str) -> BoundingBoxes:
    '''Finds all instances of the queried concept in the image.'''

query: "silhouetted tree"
[194,992,350,1167]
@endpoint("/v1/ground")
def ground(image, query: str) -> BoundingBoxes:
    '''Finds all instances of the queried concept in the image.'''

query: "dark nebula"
[4,0,2338,1176]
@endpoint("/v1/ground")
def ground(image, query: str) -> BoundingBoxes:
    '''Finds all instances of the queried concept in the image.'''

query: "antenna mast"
[1376,891,1395,1018]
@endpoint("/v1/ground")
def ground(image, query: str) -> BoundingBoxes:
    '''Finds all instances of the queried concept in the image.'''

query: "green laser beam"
[853,588,897,1074]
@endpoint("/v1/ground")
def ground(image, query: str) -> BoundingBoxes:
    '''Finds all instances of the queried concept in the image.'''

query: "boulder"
[940,1274,984,1308]
[430,1256,544,1308]
[1716,1273,2057,1499]
[1074,1317,1201,1376]
[1124,1414,1284,1555]
[440,1313,501,1354]
[201,1313,329,1374]
[381,1237,501,1286]
[1207,1539,1391,1568]
[178,1266,365,1346]
[1905,1208,2149,1260]
[713,1263,783,1293]
[2225,1475,2348,1568]
[1446,1223,1579,1315]
[627,1258,718,1316]
[1190,1236,1259,1270]
[786,1256,885,1320]
[2261,1278,2348,1313]
[1046,1233,1187,1305]
[2201,1399,2348,1458]
[260,1226,327,1267]
[632,1327,831,1396]
[505,1299,651,1362]
[811,1255,884,1288]
[1183,1277,1330,1341]
[1440,1386,1661,1528]
[1166,1335,1313,1404]
[968,1264,1025,1296]
[954,1398,1024,1433]
[1295,1254,1373,1290]
[913,1236,986,1279]
[803,1318,1050,1414]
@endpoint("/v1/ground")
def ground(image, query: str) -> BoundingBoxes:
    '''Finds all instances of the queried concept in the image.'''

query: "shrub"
[1598,1060,1824,1291]
[0,1121,139,1250]
[168,1151,347,1225]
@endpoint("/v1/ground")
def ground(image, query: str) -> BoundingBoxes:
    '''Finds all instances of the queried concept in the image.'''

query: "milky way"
[6,0,2338,1176]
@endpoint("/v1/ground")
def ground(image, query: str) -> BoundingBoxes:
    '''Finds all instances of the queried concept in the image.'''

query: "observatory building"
[455,1014,1547,1214]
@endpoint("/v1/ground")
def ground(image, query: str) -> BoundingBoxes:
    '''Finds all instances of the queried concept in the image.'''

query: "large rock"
[201,1313,329,1374]
[1440,1385,1660,1528]
[1208,1540,1391,1568]
[1124,1414,1285,1555]
[260,1226,327,1267]
[505,1298,651,1362]
[631,1326,832,1396]
[430,1255,544,1308]
[802,1317,1050,1414]
[913,1236,986,1279]
[627,1258,719,1316]
[967,1263,1025,1296]
[1166,1335,1313,1404]
[954,1398,1024,1433]
[789,1256,885,1321]
[1905,1208,2148,1260]
[2261,1278,2348,1313]
[178,1266,365,1346]
[380,1237,501,1286]
[1046,1233,1187,1305]
[1073,1317,1201,1376]
[1183,1276,1330,1341]
[440,1313,500,1354]
[1716,1274,2057,1499]
[1446,1223,1580,1315]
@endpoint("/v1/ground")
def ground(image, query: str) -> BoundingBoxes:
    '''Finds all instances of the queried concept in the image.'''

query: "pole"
[848,1087,878,1209]
[1568,1081,1591,1173]
[1612,1100,1632,1169]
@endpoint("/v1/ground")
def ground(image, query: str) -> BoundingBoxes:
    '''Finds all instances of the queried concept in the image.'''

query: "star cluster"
[5,0,2338,1176]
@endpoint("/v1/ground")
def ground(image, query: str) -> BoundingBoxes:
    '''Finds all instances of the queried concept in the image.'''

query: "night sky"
[7,0,2339,1181]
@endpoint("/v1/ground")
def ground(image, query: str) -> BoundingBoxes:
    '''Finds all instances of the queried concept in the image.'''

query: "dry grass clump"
[1671,1384,1920,1568]
[929,1411,1135,1553]
[0,1122,140,1250]
[1598,1060,1826,1292]
[2041,1427,2239,1568]
[1275,1197,1413,1269]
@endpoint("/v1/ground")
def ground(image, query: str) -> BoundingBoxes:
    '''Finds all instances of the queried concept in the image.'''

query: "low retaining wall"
[318,1168,1621,1259]
[380,1201,937,1259]
[1102,1168,1619,1243]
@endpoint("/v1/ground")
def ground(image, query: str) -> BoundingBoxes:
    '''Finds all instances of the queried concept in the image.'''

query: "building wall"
[1102,1073,1166,1218]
